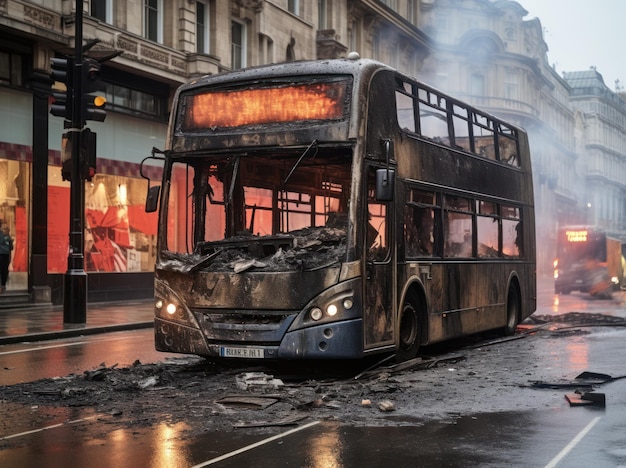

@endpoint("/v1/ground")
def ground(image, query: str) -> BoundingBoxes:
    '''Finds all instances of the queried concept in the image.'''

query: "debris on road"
[530,312,626,327]
[235,372,284,391]
[378,400,396,412]
[530,370,626,390]
[84,363,118,381]
[232,413,309,428]
[354,353,466,380]
[216,395,279,409]
[565,391,606,407]
[3,320,626,439]
[136,376,158,389]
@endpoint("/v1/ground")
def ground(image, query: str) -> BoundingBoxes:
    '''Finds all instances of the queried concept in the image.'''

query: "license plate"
[220,346,264,359]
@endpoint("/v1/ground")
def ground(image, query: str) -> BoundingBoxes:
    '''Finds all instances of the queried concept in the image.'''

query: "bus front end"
[154,256,364,359]
[151,62,375,359]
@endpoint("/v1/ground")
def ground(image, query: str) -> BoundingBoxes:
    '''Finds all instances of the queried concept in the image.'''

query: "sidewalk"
[0,299,154,345]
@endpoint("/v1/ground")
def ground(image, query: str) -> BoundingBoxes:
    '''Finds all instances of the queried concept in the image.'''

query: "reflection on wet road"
[1,283,625,466]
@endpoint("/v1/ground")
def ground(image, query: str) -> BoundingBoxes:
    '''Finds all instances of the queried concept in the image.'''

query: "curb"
[0,321,154,346]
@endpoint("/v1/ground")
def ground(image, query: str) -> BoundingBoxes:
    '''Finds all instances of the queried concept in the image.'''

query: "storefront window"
[0,159,29,291]
[48,168,158,273]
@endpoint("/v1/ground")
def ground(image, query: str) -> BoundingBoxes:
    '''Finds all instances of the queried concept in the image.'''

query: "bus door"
[363,167,395,349]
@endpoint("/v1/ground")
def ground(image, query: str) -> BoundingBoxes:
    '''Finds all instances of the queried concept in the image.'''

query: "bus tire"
[396,290,421,362]
[504,282,520,336]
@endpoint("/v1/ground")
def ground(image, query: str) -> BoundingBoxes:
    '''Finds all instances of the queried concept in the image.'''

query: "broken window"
[477,200,498,258]
[367,168,389,262]
[163,150,353,271]
[395,81,416,133]
[405,189,437,258]
[444,195,473,258]
[502,205,522,257]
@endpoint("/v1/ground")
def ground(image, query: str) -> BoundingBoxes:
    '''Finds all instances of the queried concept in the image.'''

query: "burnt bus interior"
[163,148,355,272]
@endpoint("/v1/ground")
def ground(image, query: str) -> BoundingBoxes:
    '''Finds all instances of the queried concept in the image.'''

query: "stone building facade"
[564,70,626,232]
[0,0,623,302]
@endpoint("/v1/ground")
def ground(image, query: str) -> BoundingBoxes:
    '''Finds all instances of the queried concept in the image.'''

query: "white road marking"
[545,416,602,468]
[190,421,321,467]
[1,415,99,440]
[0,341,91,355]
[0,336,129,355]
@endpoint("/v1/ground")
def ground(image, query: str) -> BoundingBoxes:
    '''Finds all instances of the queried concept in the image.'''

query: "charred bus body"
[554,226,626,298]
[143,58,536,361]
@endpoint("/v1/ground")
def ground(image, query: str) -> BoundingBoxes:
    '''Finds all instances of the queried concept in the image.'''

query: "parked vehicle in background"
[554,225,626,298]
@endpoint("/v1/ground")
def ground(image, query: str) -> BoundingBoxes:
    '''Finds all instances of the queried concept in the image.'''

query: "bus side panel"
[412,262,535,344]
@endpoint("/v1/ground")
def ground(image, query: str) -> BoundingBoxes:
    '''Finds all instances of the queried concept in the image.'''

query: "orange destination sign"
[182,81,349,130]
[565,230,588,242]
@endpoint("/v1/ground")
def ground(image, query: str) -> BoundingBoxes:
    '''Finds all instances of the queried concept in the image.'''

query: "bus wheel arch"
[396,283,427,362]
[504,276,521,336]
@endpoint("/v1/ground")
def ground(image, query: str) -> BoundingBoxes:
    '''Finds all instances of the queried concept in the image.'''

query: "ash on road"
[2,313,625,441]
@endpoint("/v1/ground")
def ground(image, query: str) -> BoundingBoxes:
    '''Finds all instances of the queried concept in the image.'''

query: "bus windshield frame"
[160,146,357,272]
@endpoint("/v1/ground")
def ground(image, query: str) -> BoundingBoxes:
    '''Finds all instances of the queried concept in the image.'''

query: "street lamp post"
[63,0,87,323]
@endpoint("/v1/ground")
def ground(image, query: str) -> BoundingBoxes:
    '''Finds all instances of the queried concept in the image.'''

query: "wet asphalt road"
[2,373,625,467]
[1,284,625,467]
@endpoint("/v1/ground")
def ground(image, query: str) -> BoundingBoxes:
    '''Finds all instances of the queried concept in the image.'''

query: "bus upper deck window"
[472,114,495,160]
[498,133,520,167]
[396,90,415,133]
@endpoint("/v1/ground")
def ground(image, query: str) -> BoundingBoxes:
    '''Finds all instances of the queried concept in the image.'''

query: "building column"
[29,70,52,303]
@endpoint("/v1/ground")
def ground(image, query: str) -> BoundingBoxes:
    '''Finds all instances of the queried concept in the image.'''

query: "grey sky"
[519,0,625,91]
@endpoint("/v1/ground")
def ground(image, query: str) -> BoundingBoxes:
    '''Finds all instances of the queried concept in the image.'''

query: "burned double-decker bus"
[143,57,536,361]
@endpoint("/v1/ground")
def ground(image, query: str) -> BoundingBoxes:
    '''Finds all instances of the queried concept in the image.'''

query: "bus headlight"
[310,307,323,321]
[309,295,355,322]
[611,276,619,285]
[156,296,185,320]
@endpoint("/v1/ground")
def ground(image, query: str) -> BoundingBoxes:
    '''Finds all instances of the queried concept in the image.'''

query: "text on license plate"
[220,346,264,359]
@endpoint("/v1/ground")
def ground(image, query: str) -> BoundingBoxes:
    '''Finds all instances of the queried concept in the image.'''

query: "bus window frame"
[395,78,522,168]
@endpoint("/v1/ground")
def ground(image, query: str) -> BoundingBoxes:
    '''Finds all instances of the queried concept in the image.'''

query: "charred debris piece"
[529,370,625,390]
[565,391,606,407]
[172,227,348,274]
[530,370,625,408]
[530,313,626,328]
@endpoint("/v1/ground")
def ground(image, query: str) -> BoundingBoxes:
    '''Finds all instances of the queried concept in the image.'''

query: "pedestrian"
[0,222,13,294]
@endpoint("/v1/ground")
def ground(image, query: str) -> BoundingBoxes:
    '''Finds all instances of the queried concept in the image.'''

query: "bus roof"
[178,57,391,93]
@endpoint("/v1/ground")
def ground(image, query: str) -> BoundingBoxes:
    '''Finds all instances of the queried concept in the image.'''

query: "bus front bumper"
[155,317,364,359]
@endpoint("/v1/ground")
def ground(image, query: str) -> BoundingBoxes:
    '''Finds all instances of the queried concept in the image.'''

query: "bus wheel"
[397,291,420,362]
[504,283,520,336]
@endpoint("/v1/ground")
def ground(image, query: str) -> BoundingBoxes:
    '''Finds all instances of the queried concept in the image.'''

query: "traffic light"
[82,58,107,122]
[81,128,97,181]
[50,57,73,119]
[61,132,72,181]
[61,129,97,181]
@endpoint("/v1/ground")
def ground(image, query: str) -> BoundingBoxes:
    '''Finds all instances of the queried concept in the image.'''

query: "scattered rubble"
[529,312,626,326]
[235,372,284,391]
[378,400,396,412]
[2,313,625,439]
